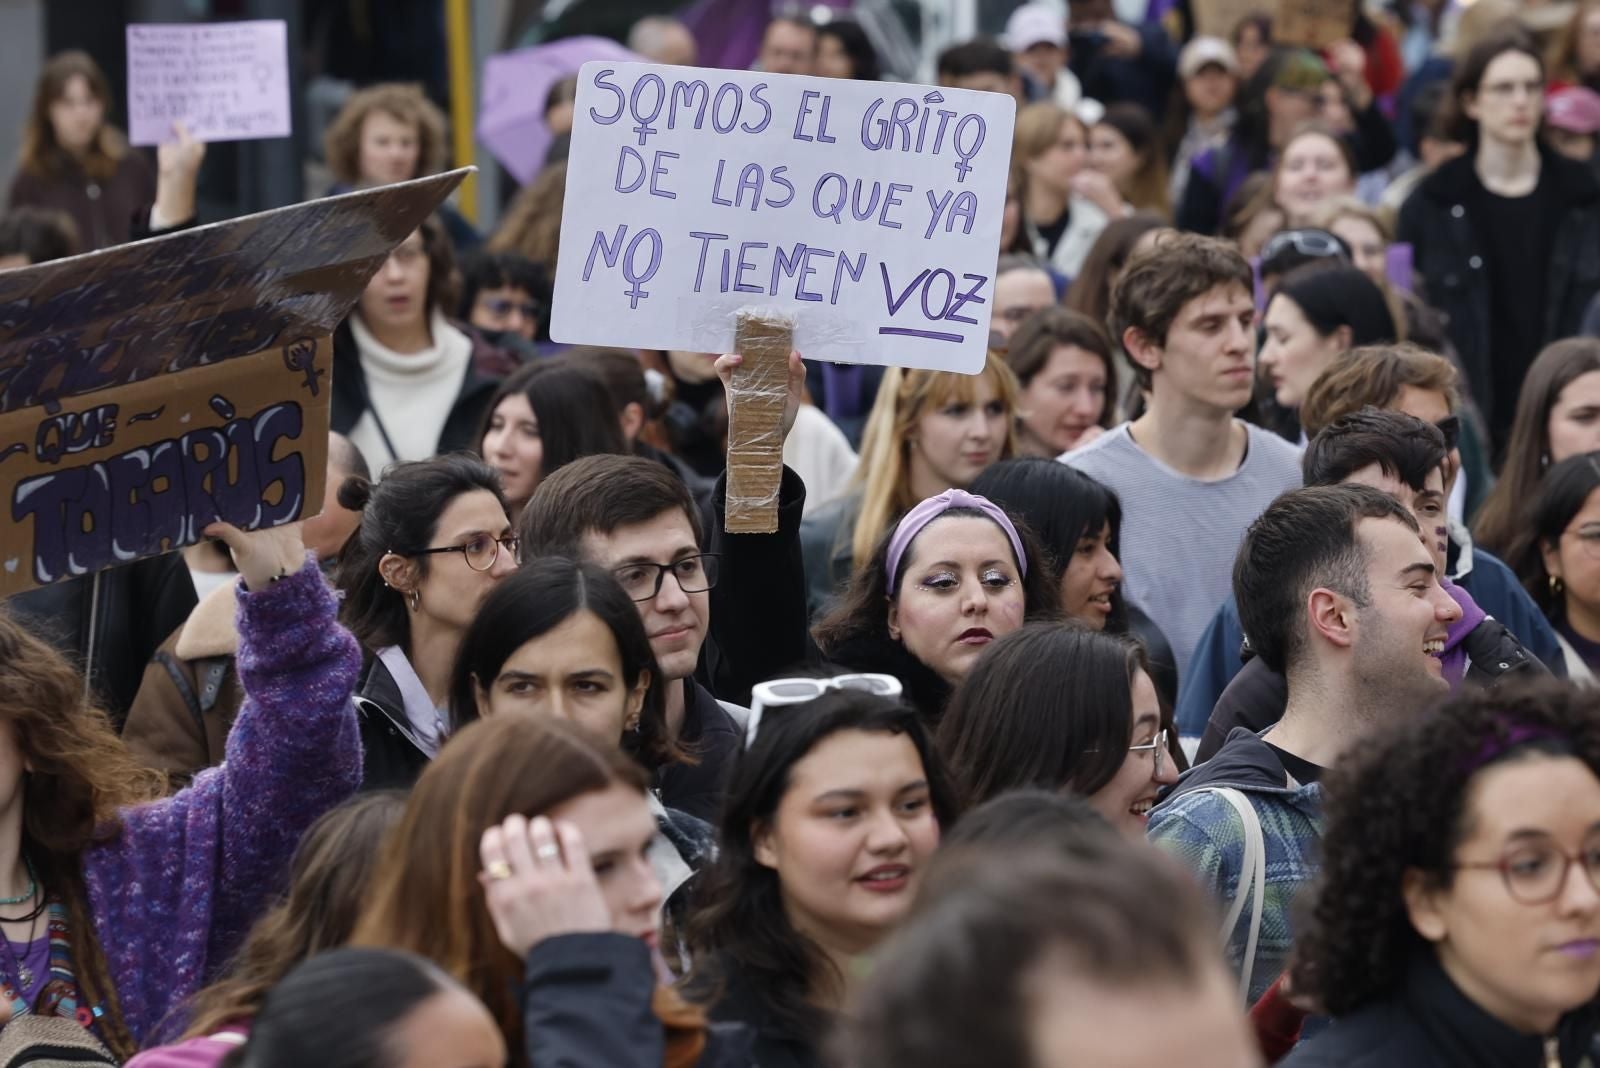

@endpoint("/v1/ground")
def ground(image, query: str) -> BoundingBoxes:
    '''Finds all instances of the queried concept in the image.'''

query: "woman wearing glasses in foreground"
[1281,683,1600,1066]
[334,455,519,790]
[939,623,1179,838]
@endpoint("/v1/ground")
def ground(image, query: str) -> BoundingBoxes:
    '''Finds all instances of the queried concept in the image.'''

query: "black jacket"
[329,319,502,462]
[353,656,432,792]
[656,680,744,825]
[4,553,196,727]
[521,934,753,1068]
[820,627,953,725]
[1280,952,1599,1067]
[1128,604,1178,711]
[1197,616,1548,764]
[697,466,811,708]
[696,956,828,1068]
[1397,148,1600,434]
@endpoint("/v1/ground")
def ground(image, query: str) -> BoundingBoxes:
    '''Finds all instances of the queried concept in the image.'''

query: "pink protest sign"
[126,20,291,146]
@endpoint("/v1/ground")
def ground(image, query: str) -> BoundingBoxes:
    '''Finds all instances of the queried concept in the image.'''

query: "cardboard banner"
[550,62,1015,374]
[127,20,292,146]
[1191,0,1265,40]
[1274,0,1355,49]
[0,169,468,598]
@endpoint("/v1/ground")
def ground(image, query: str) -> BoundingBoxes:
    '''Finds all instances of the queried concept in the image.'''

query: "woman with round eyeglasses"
[939,623,1180,839]
[334,454,519,790]
[1280,683,1600,1067]
[1506,453,1600,684]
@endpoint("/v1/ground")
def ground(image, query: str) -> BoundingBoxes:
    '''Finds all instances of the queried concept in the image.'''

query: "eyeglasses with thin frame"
[403,533,519,573]
[1128,727,1170,780]
[612,553,721,603]
[1563,523,1600,561]
[1455,836,1600,905]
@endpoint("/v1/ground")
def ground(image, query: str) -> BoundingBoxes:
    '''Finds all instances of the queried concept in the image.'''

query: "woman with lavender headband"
[812,489,1061,720]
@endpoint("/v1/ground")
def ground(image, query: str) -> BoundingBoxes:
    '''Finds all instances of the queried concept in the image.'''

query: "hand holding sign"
[127,20,291,146]
[551,63,1015,375]
[205,519,305,592]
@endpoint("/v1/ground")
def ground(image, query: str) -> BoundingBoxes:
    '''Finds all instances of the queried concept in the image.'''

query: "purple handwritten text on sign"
[551,62,1014,374]
[126,20,291,146]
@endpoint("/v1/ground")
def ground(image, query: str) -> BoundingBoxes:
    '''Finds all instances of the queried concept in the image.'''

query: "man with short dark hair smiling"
[1150,483,1462,1003]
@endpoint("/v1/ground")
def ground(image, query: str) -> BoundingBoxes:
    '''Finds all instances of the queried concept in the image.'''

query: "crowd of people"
[6,1,1600,1066]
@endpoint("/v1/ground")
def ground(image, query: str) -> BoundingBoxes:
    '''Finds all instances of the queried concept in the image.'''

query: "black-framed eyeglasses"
[1435,414,1461,452]
[1456,839,1600,906]
[402,534,519,573]
[612,553,721,602]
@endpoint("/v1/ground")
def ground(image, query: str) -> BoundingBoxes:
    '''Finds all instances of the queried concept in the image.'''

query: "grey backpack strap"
[1194,786,1267,1001]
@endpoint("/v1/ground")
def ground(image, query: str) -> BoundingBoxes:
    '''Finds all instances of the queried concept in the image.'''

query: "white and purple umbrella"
[477,35,643,186]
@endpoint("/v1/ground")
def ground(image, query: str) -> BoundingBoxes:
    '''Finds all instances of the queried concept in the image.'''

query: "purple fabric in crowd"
[680,0,765,71]
[82,557,362,1045]
[1440,580,1487,690]
[5,935,50,1007]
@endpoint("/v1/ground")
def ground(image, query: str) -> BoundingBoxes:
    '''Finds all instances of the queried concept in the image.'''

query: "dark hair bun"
[337,475,374,512]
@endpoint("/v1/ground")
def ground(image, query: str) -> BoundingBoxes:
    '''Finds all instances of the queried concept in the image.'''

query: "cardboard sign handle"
[724,312,792,534]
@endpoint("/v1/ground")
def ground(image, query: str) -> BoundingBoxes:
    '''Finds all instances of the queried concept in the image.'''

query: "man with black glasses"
[520,353,811,822]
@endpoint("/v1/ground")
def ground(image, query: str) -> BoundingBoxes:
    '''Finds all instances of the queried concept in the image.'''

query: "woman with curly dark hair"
[1281,682,1600,1066]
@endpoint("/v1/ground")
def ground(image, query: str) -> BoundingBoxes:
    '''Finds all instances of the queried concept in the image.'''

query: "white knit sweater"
[347,310,473,466]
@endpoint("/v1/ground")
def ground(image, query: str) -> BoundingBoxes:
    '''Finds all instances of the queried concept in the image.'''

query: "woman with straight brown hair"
[1475,339,1600,557]
[1002,307,1117,457]
[351,715,742,1067]
[8,50,153,249]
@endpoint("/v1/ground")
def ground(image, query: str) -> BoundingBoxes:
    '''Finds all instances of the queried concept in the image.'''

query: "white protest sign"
[126,20,291,146]
[551,62,1015,374]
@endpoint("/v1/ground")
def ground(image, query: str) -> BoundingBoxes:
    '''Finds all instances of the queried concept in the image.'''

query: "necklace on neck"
[0,857,37,907]
[3,903,39,994]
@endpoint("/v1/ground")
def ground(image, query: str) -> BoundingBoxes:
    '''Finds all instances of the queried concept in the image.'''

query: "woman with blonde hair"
[8,51,153,250]
[1013,102,1127,279]
[488,162,567,276]
[799,352,1021,617]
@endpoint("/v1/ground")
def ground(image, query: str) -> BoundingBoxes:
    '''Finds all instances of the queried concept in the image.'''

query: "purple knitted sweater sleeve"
[81,556,362,1045]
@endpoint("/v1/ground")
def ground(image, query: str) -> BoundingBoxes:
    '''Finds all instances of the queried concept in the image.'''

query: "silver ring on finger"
[536,844,560,861]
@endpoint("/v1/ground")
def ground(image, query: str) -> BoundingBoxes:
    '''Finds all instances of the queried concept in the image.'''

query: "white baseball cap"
[1178,36,1240,80]
[1005,3,1068,52]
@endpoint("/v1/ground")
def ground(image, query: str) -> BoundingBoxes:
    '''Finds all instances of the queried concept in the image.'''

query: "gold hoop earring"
[409,588,421,612]
[1551,574,1565,597]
